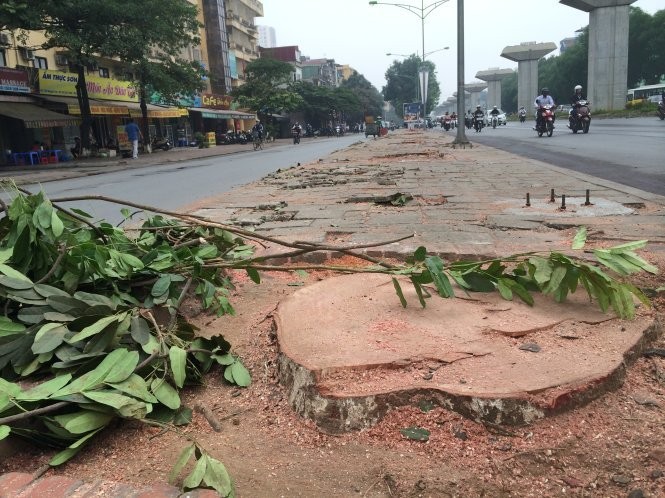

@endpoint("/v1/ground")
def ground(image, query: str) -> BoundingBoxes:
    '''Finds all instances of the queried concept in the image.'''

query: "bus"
[626,83,665,106]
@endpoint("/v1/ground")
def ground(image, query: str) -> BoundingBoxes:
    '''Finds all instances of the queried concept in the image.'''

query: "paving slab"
[276,273,660,433]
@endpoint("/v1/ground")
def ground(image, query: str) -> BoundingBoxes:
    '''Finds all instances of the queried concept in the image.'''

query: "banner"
[403,102,423,122]
[201,93,232,109]
[0,68,30,93]
[38,70,138,102]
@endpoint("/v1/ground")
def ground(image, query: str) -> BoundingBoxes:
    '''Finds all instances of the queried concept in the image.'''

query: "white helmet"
[493,105,498,109]
[574,85,582,91]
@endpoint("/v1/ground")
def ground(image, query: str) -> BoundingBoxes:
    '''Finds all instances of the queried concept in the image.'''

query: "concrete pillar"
[560,0,636,110]
[501,42,556,112]
[464,82,487,110]
[475,68,514,109]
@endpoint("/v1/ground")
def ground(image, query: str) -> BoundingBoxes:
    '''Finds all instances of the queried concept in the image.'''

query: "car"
[485,108,507,126]
[647,95,662,104]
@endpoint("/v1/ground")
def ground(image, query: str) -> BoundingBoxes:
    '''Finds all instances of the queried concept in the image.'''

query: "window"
[0,49,6,67]
[98,67,110,78]
[34,56,48,69]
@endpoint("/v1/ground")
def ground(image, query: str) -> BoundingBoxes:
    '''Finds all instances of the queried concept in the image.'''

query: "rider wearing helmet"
[569,84,586,124]
[534,87,556,127]
[251,119,264,140]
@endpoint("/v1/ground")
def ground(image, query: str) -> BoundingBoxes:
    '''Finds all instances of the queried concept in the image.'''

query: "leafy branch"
[0,187,658,496]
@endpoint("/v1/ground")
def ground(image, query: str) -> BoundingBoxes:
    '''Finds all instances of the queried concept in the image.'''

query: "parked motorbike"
[151,136,172,151]
[518,109,527,123]
[568,100,591,134]
[658,100,665,120]
[473,115,484,133]
[535,104,555,137]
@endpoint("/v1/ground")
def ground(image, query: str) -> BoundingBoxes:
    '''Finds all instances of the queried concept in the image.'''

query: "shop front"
[188,108,256,145]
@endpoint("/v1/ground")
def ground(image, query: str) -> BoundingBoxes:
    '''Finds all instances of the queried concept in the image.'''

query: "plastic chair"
[40,152,49,165]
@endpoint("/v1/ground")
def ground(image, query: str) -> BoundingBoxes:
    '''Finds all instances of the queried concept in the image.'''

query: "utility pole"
[454,0,469,145]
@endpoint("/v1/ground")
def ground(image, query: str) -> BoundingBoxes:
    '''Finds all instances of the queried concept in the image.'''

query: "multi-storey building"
[301,58,340,87]
[225,0,263,89]
[257,25,276,48]
[259,46,302,83]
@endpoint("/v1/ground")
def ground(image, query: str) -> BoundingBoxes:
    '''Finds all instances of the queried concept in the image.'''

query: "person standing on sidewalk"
[125,119,142,159]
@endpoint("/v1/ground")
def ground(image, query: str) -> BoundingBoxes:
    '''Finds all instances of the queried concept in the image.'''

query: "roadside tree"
[383,55,440,118]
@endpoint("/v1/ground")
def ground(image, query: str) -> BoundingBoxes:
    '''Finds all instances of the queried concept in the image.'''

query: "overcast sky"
[257,0,663,103]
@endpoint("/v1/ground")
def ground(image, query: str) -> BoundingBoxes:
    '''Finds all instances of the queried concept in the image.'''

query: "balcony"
[236,0,263,17]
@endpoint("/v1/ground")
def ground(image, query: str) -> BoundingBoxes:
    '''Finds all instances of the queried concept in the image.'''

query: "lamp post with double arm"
[370,1,450,119]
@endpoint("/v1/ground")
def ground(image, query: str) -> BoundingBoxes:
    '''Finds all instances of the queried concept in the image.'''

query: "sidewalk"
[1,128,664,497]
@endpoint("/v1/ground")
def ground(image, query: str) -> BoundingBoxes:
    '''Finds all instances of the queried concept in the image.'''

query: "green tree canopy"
[339,72,383,122]
[231,57,303,118]
[383,55,440,117]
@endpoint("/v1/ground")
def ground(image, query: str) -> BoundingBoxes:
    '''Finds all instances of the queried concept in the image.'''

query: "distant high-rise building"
[258,25,276,48]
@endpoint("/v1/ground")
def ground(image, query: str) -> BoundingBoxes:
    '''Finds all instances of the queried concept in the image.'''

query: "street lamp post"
[370,1,450,119]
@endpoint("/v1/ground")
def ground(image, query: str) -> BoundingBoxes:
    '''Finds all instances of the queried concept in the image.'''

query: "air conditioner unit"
[55,54,68,66]
[0,33,10,45]
[19,47,35,60]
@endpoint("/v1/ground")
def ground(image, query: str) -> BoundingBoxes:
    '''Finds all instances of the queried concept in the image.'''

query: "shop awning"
[0,102,81,128]
[38,96,129,116]
[188,108,256,120]
[126,102,189,119]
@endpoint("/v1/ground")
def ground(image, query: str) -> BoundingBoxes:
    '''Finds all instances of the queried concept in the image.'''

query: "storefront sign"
[38,70,138,102]
[67,104,129,115]
[0,68,30,93]
[201,93,232,109]
[128,108,188,118]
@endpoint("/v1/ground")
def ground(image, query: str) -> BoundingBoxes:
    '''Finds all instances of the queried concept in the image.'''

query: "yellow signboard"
[68,104,129,115]
[39,70,139,102]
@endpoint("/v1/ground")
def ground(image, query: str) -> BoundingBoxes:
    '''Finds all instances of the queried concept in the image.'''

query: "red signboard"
[0,68,30,93]
[201,93,232,109]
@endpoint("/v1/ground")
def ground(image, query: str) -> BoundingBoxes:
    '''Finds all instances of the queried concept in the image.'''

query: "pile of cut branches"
[0,187,659,496]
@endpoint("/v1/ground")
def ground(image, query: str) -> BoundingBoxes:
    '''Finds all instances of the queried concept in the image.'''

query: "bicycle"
[252,133,263,151]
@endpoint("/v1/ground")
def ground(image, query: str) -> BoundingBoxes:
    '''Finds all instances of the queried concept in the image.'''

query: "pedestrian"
[70,137,82,159]
[125,119,142,159]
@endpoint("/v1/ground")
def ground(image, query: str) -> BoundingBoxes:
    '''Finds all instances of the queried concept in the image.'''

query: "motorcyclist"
[489,106,500,124]
[569,84,587,125]
[472,105,485,129]
[518,106,527,121]
[291,122,302,137]
[534,87,555,128]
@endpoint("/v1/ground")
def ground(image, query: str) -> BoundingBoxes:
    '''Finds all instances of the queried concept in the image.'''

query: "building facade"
[257,25,276,48]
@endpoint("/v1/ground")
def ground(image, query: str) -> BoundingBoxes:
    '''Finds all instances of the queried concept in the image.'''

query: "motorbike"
[535,104,555,137]
[465,115,473,129]
[658,100,665,121]
[490,114,498,129]
[442,116,451,131]
[518,109,527,123]
[569,100,591,134]
[292,129,301,144]
[151,136,172,151]
[473,115,484,133]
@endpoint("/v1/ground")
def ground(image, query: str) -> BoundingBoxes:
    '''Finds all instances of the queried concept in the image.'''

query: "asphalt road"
[453,116,665,196]
[25,135,362,224]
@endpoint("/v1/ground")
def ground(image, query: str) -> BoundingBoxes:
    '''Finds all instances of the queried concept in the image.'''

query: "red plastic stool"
[40,153,49,165]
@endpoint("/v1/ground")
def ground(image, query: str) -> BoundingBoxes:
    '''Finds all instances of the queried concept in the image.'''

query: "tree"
[104,0,206,147]
[538,28,588,105]
[628,7,665,86]
[383,56,440,117]
[231,57,303,119]
[17,0,203,150]
[339,72,383,122]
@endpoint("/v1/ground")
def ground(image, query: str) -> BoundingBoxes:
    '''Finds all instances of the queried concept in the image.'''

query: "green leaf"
[246,268,261,284]
[400,426,430,441]
[33,202,53,229]
[425,257,454,298]
[169,443,196,485]
[462,272,495,292]
[32,323,69,354]
[620,251,659,275]
[0,276,34,289]
[151,275,172,297]
[414,246,427,262]
[213,353,235,366]
[173,406,193,426]
[118,253,144,271]
[410,278,427,308]
[230,360,251,387]
[497,279,513,300]
[130,316,151,345]
[571,226,587,250]
[53,410,113,435]
[183,454,208,490]
[544,266,567,294]
[392,277,407,308]
[68,314,122,343]
[607,240,648,253]
[49,429,101,466]
[151,378,180,409]
[0,425,9,440]
[203,455,234,496]
[83,391,139,410]
[0,316,26,335]
[17,374,72,401]
[169,346,187,389]
[528,257,552,285]
[104,350,139,384]
[70,207,93,218]
[108,374,158,403]
[51,211,64,237]
[0,263,33,282]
